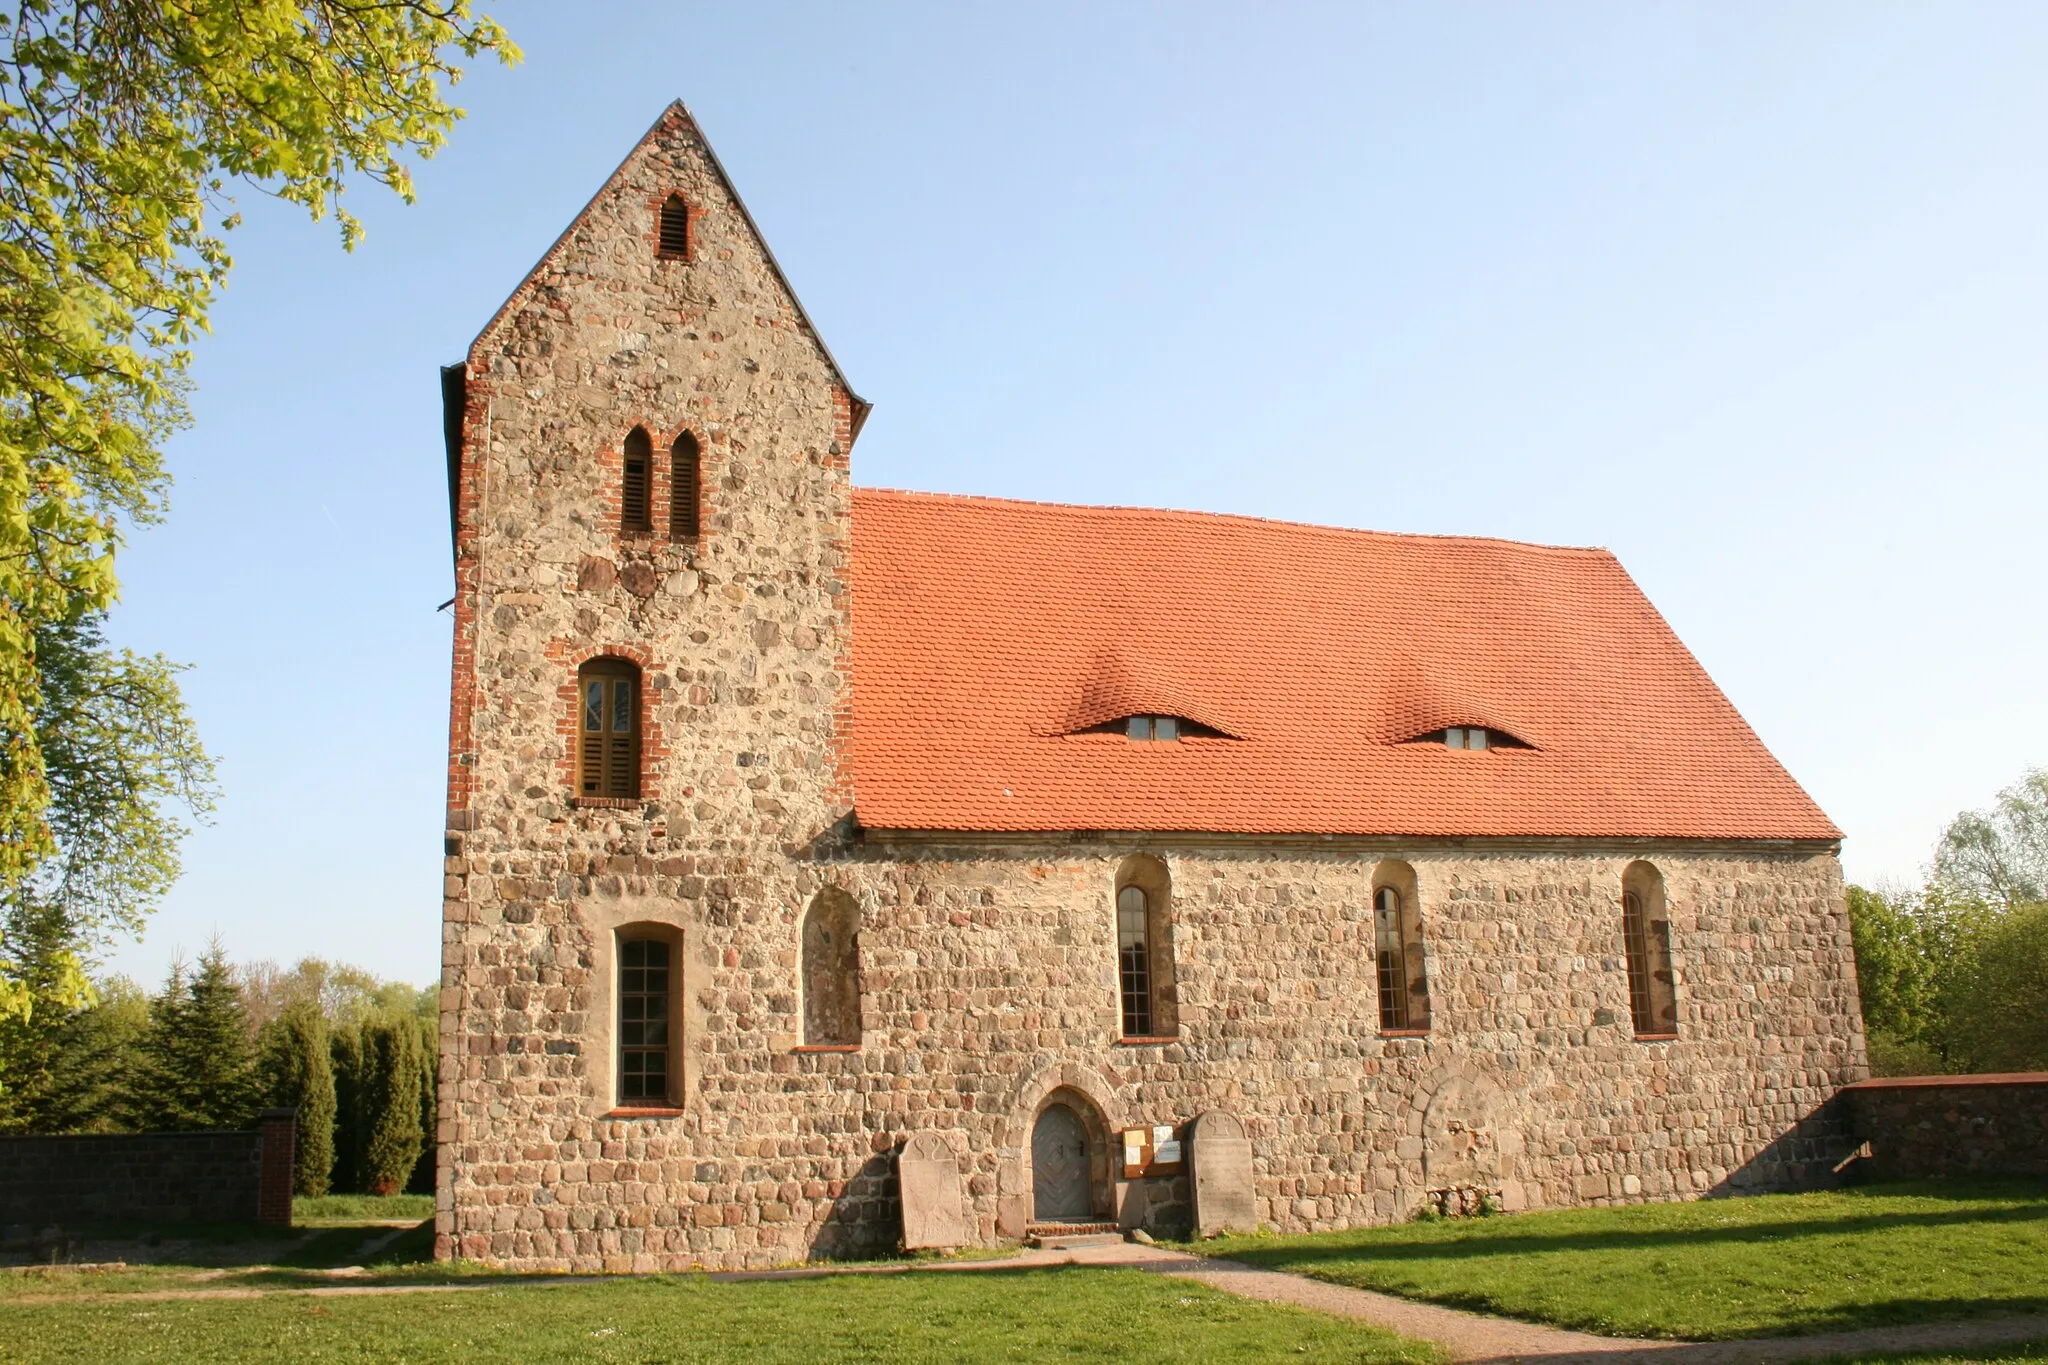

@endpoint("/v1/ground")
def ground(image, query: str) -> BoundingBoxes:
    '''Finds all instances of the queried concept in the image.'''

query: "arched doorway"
[1031,1102,1094,1221]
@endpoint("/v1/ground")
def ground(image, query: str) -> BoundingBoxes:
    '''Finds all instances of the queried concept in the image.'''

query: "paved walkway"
[11,1238,2048,1362]
[710,1240,2048,1363]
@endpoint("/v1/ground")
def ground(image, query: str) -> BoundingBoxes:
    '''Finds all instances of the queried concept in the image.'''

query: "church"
[434,103,1868,1270]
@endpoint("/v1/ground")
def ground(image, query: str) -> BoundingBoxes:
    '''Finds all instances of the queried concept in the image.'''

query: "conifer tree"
[329,1021,365,1193]
[38,977,147,1133]
[257,999,336,1196]
[362,1012,425,1196]
[409,1009,438,1194]
[124,943,256,1129]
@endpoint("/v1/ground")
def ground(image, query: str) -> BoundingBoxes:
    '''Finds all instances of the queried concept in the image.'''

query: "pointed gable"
[465,101,867,432]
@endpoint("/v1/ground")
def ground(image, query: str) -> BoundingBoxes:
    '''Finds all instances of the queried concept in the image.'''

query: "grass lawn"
[1193,1178,2048,1341]
[0,1266,1441,1364]
[292,1194,435,1225]
[1823,1347,2048,1365]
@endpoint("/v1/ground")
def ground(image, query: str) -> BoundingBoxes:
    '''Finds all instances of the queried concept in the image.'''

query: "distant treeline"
[0,947,435,1197]
[1848,768,2048,1077]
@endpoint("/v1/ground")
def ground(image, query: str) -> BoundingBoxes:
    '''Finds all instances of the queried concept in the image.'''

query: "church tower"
[438,104,870,1266]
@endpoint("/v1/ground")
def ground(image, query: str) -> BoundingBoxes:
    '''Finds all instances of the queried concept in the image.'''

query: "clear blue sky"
[100,3,2048,988]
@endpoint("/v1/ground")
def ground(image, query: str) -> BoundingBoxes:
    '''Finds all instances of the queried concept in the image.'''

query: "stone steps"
[1025,1221,1124,1250]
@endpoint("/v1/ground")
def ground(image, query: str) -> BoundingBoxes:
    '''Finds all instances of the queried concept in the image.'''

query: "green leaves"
[1935,768,2048,908]
[0,0,516,984]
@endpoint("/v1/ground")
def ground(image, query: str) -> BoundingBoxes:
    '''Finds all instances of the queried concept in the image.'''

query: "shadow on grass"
[1357,1280,2048,1343]
[1218,1203,2048,1272]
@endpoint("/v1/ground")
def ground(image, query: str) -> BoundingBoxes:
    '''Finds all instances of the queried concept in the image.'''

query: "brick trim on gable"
[444,372,489,827]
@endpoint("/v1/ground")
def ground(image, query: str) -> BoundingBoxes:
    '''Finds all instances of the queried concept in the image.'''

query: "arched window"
[670,431,700,541]
[577,658,640,800]
[620,427,652,534]
[617,932,675,1105]
[1113,856,1177,1040]
[1372,861,1430,1033]
[658,194,690,259]
[1116,885,1152,1036]
[800,888,861,1046]
[1622,861,1679,1037]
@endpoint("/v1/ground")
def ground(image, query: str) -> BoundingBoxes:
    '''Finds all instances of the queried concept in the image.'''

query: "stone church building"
[435,103,1868,1270]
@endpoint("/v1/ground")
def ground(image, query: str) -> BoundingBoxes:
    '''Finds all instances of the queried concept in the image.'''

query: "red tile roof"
[847,489,1839,841]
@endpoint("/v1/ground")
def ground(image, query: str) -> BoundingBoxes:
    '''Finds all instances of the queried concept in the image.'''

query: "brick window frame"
[656,192,692,261]
[550,641,667,806]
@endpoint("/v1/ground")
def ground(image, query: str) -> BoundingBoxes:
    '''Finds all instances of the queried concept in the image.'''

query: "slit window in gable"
[620,427,652,534]
[658,194,690,259]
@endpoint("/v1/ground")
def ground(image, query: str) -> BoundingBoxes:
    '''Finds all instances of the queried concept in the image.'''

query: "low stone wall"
[0,1110,295,1228]
[1840,1073,2048,1181]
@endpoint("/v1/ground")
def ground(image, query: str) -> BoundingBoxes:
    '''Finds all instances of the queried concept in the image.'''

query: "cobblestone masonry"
[439,103,1869,1271]
[0,1125,280,1227]
[1842,1074,2048,1180]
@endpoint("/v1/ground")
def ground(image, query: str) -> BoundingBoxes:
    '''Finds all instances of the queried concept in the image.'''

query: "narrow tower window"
[578,657,641,800]
[670,431,700,540]
[621,427,652,534]
[617,936,672,1103]
[658,194,690,259]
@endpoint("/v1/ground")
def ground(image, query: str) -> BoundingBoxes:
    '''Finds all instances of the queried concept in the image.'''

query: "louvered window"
[671,431,700,540]
[658,194,690,259]
[621,427,652,534]
[578,659,641,800]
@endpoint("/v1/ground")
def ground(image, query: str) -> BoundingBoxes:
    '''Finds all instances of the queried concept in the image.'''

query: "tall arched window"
[577,658,640,800]
[658,193,690,259]
[1371,860,1430,1033]
[620,426,652,534]
[1116,885,1152,1036]
[801,888,861,1046]
[670,431,700,541]
[617,933,674,1104]
[1622,861,1679,1037]
[1113,856,1177,1040]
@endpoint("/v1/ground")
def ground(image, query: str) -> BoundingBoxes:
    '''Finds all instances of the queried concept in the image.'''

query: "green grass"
[0,1267,1441,1364]
[1820,1345,2048,1365]
[291,1194,434,1224]
[1192,1178,2048,1341]
[0,1212,444,1298]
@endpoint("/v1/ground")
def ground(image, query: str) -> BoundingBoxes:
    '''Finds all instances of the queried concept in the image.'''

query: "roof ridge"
[852,485,1613,556]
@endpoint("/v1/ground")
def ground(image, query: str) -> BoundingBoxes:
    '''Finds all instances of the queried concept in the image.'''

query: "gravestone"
[899,1132,975,1250]
[1188,1109,1257,1237]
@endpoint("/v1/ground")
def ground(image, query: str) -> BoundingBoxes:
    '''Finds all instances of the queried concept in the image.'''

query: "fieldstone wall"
[0,1127,273,1227]
[438,104,1869,1272]
[443,827,1866,1269]
[1841,1073,2048,1180]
